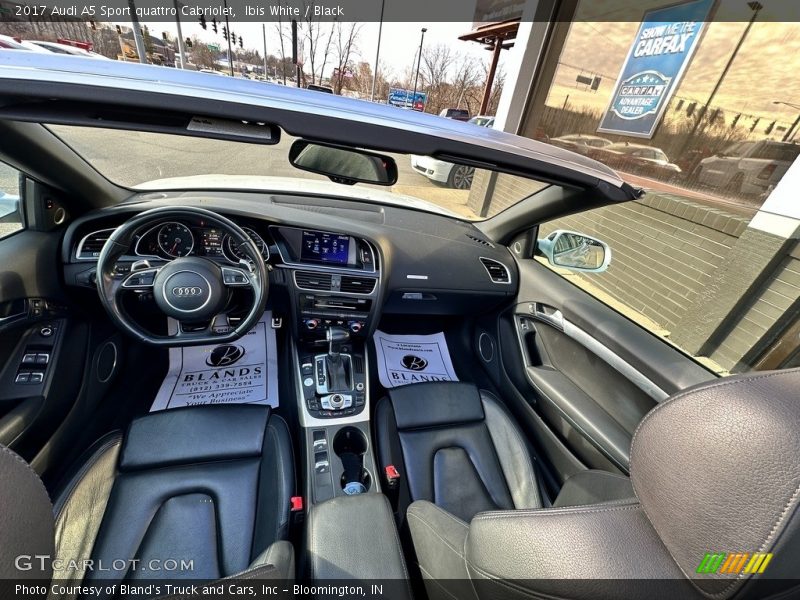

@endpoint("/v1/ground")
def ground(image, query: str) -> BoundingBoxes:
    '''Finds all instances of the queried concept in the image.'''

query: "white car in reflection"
[410,115,494,189]
[410,155,476,189]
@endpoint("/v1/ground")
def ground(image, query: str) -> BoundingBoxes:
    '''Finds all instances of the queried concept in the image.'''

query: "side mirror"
[537,230,611,272]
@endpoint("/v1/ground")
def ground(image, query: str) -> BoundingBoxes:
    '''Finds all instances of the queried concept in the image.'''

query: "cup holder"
[332,426,372,492]
[332,426,368,455]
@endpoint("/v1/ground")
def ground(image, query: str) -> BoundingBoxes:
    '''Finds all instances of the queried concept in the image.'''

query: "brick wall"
[467,172,547,217]
[710,240,800,371]
[540,193,749,332]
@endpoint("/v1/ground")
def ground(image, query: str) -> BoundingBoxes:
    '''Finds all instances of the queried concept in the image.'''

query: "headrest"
[0,445,54,583]
[120,405,271,470]
[630,368,800,596]
[388,382,485,430]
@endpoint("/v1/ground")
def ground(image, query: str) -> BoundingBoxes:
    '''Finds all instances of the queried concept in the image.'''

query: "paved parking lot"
[2,126,760,225]
[41,125,477,218]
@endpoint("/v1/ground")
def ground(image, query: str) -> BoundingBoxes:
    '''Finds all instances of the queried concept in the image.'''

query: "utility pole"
[292,20,301,87]
[173,0,185,69]
[773,101,800,142]
[262,24,268,79]
[223,0,234,76]
[128,0,147,64]
[411,27,427,111]
[370,0,385,102]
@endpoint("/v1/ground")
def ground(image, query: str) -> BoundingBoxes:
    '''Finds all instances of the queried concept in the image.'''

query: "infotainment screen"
[301,230,351,265]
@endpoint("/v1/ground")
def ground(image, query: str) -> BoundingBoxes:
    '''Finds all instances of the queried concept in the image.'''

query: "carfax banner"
[597,0,714,138]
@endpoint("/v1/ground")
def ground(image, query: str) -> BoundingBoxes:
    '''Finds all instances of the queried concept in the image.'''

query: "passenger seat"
[375,382,546,522]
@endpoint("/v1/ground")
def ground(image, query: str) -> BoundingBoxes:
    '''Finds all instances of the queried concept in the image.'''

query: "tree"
[485,64,506,115]
[273,11,289,83]
[189,36,216,69]
[88,26,125,59]
[315,22,337,84]
[331,22,361,94]
[142,25,155,57]
[300,4,337,85]
[451,56,482,113]
[419,43,456,115]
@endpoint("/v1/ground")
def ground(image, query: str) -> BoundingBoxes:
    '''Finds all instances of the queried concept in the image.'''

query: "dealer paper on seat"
[374,330,459,389]
[151,313,278,411]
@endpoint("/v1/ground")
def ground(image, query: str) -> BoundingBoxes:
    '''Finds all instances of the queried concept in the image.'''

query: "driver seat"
[0,405,295,585]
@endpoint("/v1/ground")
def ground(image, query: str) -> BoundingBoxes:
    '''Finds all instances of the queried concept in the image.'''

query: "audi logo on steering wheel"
[172,286,204,297]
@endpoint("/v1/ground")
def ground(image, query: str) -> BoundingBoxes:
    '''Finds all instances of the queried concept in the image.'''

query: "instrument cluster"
[133,220,270,263]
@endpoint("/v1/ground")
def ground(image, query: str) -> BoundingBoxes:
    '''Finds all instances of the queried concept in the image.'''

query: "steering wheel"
[96,206,268,347]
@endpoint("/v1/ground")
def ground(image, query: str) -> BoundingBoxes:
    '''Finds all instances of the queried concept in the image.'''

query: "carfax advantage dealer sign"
[598,0,714,138]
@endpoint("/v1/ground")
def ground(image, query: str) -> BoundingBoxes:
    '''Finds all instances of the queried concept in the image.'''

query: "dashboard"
[61,191,519,337]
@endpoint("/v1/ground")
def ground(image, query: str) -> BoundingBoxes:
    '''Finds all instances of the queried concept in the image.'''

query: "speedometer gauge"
[224,228,269,262]
[157,222,195,258]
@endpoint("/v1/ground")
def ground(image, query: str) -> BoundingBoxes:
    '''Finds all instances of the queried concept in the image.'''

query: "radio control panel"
[296,291,373,339]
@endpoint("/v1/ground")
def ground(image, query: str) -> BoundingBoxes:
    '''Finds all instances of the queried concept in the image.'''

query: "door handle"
[530,302,564,330]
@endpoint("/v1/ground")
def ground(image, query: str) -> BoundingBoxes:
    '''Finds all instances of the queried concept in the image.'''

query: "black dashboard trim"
[62,191,519,319]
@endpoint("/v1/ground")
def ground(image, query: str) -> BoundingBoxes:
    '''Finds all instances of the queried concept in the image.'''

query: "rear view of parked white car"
[693,140,800,196]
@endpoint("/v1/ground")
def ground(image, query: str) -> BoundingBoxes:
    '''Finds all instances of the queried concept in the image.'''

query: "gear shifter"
[326,326,350,357]
[325,327,352,392]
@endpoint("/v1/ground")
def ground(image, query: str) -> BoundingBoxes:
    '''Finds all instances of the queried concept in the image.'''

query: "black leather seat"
[375,382,544,522]
[1,405,295,585]
[407,369,800,600]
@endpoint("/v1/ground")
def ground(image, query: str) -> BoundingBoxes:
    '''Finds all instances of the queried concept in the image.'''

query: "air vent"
[465,233,495,248]
[340,276,376,295]
[77,229,114,259]
[479,258,511,284]
[294,271,333,291]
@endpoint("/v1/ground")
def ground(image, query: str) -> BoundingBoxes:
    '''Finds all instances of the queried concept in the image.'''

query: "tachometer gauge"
[224,228,269,262]
[157,222,195,258]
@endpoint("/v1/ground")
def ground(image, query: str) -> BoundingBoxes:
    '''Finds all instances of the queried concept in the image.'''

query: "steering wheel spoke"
[221,265,252,288]
[121,267,161,290]
[172,312,235,342]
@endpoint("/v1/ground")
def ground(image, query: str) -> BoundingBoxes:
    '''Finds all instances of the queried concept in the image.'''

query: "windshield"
[48,124,548,221]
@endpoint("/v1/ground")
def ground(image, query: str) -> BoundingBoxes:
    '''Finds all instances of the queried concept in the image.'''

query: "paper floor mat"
[373,330,459,389]
[151,313,279,411]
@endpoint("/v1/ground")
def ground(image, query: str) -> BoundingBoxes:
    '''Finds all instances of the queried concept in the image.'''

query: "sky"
[126,19,506,82]
[110,15,800,128]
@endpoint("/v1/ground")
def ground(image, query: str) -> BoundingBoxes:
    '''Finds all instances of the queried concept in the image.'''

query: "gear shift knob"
[326,326,350,358]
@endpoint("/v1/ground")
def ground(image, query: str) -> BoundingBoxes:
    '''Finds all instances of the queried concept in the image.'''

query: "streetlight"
[411,27,427,112]
[773,100,800,142]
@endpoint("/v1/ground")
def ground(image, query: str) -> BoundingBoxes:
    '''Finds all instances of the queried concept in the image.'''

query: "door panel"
[0,228,83,462]
[496,258,715,476]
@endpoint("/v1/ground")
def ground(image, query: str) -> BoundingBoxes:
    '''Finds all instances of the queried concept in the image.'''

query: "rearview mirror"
[289,140,398,186]
[537,230,611,272]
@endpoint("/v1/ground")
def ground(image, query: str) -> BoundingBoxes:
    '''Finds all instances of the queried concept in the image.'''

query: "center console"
[272,226,382,506]
[297,327,367,420]
[304,494,412,596]
[271,226,379,343]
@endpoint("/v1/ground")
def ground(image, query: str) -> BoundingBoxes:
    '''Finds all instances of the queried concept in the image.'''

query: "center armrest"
[304,494,413,599]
